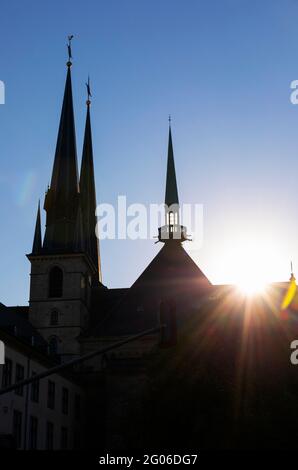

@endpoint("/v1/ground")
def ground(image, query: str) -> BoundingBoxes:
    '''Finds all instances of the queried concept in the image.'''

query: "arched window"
[49,267,63,298]
[50,310,58,326]
[48,336,58,356]
[169,211,174,225]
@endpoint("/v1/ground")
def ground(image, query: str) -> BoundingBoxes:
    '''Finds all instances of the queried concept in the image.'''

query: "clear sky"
[1,0,298,305]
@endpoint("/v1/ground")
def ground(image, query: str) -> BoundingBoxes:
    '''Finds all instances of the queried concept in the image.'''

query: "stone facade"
[0,335,84,450]
[28,253,93,361]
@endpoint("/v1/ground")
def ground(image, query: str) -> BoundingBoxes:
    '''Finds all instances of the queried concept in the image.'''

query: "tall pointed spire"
[80,81,102,282]
[43,43,80,253]
[32,201,42,254]
[49,64,78,196]
[158,121,188,243]
[165,119,179,208]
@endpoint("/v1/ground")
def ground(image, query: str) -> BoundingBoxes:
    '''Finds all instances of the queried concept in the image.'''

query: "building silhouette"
[0,53,211,449]
[1,53,298,451]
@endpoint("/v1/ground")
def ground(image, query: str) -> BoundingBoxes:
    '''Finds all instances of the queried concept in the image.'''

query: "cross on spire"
[67,35,74,67]
[86,76,92,106]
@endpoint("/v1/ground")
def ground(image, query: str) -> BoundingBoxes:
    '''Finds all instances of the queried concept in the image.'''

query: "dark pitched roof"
[90,242,211,336]
[87,287,129,331]
[0,304,47,352]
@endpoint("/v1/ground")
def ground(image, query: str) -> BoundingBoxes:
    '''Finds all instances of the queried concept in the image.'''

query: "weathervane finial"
[168,114,171,126]
[86,76,92,106]
[67,35,74,67]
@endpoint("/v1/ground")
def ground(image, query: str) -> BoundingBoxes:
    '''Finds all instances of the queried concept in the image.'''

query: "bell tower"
[27,42,102,361]
[158,120,189,243]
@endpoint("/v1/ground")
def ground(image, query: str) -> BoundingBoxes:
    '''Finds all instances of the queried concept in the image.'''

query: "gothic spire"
[165,122,179,208]
[158,121,188,243]
[79,83,102,281]
[49,62,79,197]
[32,201,42,254]
[43,47,80,253]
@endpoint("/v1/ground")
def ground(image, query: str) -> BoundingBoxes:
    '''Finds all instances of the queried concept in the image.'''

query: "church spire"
[158,120,188,243]
[79,80,102,282]
[32,201,42,254]
[43,41,80,253]
[165,118,179,208]
[48,61,78,197]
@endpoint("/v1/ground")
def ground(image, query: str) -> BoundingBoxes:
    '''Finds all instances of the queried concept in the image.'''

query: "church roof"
[90,242,211,336]
[0,304,48,351]
[88,287,129,330]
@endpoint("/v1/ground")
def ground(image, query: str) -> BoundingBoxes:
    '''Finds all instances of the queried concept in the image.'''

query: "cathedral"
[2,49,298,452]
[27,54,211,361]
[0,51,212,449]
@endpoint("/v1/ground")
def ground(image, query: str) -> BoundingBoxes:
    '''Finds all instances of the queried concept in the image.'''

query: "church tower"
[27,47,102,361]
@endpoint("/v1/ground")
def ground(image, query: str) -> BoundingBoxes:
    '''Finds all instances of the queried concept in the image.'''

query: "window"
[169,211,174,225]
[48,336,58,356]
[46,422,54,450]
[74,394,81,421]
[62,387,69,415]
[60,427,68,450]
[13,410,22,449]
[2,358,12,387]
[30,372,39,403]
[29,416,38,450]
[15,363,24,396]
[47,380,55,409]
[49,266,63,298]
[50,310,58,326]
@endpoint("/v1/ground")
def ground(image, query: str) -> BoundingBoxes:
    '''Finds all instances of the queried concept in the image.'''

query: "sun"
[231,238,278,296]
[213,232,286,296]
[236,277,268,296]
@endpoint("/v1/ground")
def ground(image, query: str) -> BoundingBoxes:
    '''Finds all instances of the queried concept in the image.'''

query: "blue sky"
[1,0,298,304]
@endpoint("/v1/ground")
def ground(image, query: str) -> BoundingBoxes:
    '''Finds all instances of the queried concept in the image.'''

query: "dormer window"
[49,267,63,298]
